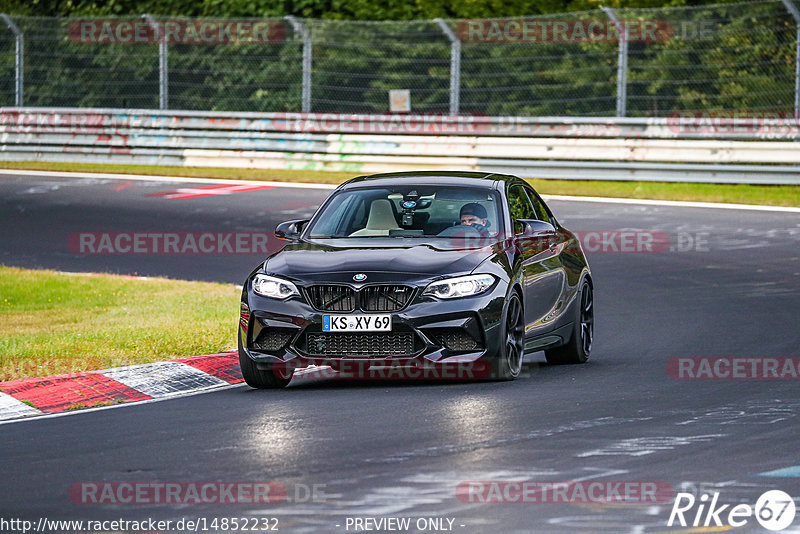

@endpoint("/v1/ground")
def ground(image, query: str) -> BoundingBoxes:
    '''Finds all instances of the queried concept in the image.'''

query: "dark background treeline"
[0,0,731,20]
[0,0,796,117]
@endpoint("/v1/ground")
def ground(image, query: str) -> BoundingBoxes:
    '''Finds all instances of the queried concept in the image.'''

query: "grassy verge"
[0,266,239,382]
[526,178,800,207]
[2,160,799,207]
[0,161,353,185]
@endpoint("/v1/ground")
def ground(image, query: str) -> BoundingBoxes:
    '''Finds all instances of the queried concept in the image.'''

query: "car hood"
[264,238,498,284]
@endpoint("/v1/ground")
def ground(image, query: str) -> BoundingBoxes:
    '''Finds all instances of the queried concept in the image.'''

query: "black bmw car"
[238,171,593,388]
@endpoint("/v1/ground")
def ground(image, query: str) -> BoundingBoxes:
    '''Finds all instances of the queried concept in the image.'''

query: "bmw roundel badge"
[353,273,367,281]
[402,200,417,209]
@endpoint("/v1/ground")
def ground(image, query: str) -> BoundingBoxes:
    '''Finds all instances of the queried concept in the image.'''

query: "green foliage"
[0,1,795,116]
[0,0,756,19]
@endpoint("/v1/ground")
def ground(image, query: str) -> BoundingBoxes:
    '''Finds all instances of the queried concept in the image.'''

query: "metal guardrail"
[1,108,800,184]
[3,107,800,138]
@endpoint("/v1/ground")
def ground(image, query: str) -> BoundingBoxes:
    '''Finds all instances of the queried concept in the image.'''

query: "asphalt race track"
[1,173,799,533]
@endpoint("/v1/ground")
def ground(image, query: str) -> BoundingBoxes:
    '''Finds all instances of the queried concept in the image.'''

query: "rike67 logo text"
[668,490,796,531]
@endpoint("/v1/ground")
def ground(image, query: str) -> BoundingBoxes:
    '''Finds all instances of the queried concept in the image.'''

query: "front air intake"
[305,332,415,357]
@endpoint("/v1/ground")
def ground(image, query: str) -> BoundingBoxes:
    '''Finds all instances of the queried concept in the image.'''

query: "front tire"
[238,332,293,389]
[545,281,593,365]
[492,292,525,380]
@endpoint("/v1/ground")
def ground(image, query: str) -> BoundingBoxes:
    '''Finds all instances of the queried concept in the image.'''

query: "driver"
[459,202,488,228]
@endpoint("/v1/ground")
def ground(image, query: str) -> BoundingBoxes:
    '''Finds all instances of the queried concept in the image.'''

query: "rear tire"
[492,292,525,380]
[238,332,293,389]
[545,281,593,365]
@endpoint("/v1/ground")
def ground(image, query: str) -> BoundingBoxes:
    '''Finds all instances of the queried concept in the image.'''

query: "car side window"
[508,185,536,221]
[524,187,552,225]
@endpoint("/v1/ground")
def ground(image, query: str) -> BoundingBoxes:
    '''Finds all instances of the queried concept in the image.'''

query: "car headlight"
[252,274,299,299]
[423,274,496,299]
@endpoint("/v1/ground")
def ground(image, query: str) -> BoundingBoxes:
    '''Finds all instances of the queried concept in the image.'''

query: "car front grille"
[360,285,414,312]
[305,284,414,312]
[304,285,355,312]
[306,332,415,357]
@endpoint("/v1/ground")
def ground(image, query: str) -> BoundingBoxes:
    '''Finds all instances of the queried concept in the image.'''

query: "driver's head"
[460,202,488,226]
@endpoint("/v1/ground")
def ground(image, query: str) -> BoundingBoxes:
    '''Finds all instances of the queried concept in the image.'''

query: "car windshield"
[305,185,502,239]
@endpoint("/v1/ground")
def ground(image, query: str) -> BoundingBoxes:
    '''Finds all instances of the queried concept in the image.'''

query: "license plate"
[323,314,391,332]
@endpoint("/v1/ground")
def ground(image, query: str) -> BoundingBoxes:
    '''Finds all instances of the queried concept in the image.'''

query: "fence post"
[285,16,312,113]
[434,18,461,115]
[601,7,628,117]
[143,14,168,110]
[782,0,800,119]
[1,14,23,107]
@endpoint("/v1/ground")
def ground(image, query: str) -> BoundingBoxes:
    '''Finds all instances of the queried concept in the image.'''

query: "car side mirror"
[275,219,309,241]
[515,219,556,237]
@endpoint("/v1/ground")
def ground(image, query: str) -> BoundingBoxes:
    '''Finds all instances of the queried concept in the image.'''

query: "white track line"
[1,168,798,212]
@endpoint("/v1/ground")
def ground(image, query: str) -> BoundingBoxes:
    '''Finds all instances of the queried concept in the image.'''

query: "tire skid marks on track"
[266,467,653,533]
[675,399,800,426]
[363,416,655,464]
[576,434,727,458]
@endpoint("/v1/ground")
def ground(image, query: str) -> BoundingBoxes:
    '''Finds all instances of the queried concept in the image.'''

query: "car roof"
[339,171,519,190]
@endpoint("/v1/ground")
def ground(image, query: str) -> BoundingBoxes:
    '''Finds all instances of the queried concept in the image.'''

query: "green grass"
[2,160,799,207]
[526,178,800,207]
[0,266,239,382]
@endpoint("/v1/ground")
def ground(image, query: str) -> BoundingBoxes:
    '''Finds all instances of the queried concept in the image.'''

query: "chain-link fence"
[1,0,799,117]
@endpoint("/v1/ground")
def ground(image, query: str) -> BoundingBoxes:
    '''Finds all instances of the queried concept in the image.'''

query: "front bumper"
[239,281,507,377]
